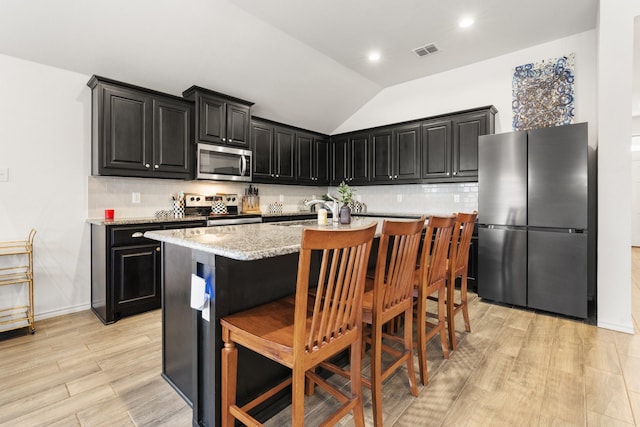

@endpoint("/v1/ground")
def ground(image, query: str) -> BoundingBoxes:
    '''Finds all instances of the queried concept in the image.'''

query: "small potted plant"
[336,181,355,224]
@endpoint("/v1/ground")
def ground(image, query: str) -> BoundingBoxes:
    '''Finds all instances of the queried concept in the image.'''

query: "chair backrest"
[294,222,377,355]
[372,217,425,314]
[418,216,456,289]
[450,211,477,276]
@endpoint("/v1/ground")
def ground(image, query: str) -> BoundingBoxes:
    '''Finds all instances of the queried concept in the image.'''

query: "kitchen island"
[145,218,384,427]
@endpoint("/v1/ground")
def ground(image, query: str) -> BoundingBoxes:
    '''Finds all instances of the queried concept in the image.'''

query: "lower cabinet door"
[112,244,161,318]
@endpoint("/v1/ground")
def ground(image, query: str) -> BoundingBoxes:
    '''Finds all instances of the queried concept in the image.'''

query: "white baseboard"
[597,320,636,334]
[35,304,91,321]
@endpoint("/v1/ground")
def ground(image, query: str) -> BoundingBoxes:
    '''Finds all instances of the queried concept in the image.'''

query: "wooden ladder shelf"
[0,229,36,334]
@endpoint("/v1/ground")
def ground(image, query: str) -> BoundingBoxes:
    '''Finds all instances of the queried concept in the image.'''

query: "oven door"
[196,144,252,182]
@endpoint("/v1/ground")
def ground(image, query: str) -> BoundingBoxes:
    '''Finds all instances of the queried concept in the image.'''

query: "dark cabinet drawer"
[111,225,162,246]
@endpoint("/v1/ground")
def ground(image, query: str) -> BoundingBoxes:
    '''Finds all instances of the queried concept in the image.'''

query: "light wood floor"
[2,251,640,427]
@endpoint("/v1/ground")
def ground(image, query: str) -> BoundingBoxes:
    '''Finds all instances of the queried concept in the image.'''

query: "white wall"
[0,54,91,320]
[596,0,636,333]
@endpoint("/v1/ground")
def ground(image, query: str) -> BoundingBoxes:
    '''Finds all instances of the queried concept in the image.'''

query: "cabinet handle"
[276,174,280,178]
[453,171,457,175]
[229,139,233,142]
[389,175,392,179]
[145,164,150,168]
[154,165,159,169]
[131,232,144,238]
[394,175,398,179]
[155,247,160,252]
[447,172,450,176]
[222,138,226,142]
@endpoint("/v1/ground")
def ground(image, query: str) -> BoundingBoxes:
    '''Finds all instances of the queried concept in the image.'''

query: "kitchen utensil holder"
[173,201,184,218]
[268,202,283,214]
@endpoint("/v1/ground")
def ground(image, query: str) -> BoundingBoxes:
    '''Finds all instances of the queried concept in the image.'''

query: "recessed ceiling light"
[368,50,381,62]
[458,16,475,28]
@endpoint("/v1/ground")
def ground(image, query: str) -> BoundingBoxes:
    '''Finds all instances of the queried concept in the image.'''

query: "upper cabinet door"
[251,120,275,179]
[153,98,191,175]
[370,128,393,182]
[421,119,451,180]
[331,136,349,184]
[198,93,226,144]
[393,123,421,181]
[274,126,295,180]
[225,102,251,147]
[315,138,329,185]
[296,132,315,183]
[452,112,487,178]
[350,133,370,184]
[102,86,153,172]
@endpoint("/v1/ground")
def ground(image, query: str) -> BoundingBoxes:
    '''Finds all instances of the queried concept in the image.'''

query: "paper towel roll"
[190,275,207,310]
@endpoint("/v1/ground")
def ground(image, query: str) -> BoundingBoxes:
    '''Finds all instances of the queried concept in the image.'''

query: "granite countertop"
[86,215,207,226]
[143,218,408,261]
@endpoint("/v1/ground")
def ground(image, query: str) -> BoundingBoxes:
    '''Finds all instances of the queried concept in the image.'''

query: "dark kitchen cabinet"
[296,132,329,185]
[371,124,420,183]
[331,133,370,185]
[88,76,192,179]
[91,220,206,324]
[452,111,489,179]
[183,86,253,148]
[421,107,497,182]
[250,118,295,182]
[421,119,452,180]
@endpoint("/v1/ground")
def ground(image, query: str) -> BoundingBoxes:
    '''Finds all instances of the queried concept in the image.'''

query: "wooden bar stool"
[318,217,424,427]
[446,211,477,350]
[220,223,376,427]
[413,215,455,386]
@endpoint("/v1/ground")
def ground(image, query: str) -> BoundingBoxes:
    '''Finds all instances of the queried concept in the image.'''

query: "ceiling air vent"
[412,43,440,57]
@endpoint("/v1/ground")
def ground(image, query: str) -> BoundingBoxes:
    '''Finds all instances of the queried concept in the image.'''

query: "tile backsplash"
[88,176,477,218]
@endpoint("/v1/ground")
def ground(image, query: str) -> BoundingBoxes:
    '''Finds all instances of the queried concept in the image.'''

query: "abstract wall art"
[512,53,575,131]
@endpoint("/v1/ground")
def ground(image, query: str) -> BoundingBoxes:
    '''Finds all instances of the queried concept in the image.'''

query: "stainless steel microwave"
[196,143,252,182]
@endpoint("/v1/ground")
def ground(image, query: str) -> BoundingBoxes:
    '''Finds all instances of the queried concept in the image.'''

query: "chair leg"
[438,285,450,359]
[403,307,419,397]
[305,368,315,396]
[350,335,365,427]
[370,322,384,427]
[416,297,428,386]
[461,273,471,332]
[221,340,238,427]
[447,276,458,351]
[292,365,306,426]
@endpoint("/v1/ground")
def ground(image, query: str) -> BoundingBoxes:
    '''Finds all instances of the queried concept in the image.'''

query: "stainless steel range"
[184,193,262,226]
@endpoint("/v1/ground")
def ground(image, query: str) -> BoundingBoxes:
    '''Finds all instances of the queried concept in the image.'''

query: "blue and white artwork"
[512,53,575,131]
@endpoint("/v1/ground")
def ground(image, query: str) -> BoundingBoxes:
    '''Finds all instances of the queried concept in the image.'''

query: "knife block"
[242,195,261,213]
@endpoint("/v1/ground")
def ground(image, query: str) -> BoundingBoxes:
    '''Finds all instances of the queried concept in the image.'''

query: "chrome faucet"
[305,195,339,223]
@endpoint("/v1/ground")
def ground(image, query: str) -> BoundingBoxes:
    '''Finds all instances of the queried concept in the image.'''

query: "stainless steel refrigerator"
[477,122,595,319]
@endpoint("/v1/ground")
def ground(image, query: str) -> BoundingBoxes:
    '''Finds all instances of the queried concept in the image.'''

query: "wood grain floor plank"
[585,365,635,424]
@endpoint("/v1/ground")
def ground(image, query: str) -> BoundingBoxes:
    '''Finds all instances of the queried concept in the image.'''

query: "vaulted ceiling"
[0,0,600,133]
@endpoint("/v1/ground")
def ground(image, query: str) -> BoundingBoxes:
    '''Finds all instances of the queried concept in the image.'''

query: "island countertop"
[143,218,402,261]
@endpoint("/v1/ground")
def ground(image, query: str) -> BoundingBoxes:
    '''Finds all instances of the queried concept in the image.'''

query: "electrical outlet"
[279,194,284,202]
[454,194,460,203]
[396,194,403,202]
[0,168,8,182]
[132,192,141,203]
